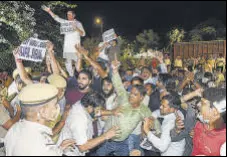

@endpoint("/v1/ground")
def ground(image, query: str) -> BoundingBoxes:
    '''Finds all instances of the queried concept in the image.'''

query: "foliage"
[167,28,185,45]
[136,29,160,52]
[46,1,77,10]
[188,18,226,41]
[0,1,36,45]
[0,1,36,71]
[82,37,100,54]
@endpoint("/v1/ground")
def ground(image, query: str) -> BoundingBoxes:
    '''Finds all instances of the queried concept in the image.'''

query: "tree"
[167,28,185,46]
[0,1,36,71]
[82,37,100,53]
[165,28,185,55]
[188,18,226,41]
[136,29,160,52]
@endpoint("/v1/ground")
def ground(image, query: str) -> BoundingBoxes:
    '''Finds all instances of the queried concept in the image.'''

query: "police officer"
[4,84,75,156]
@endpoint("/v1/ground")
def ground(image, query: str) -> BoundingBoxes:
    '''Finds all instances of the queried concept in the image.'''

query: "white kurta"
[150,110,186,156]
[57,101,93,156]
[53,16,86,61]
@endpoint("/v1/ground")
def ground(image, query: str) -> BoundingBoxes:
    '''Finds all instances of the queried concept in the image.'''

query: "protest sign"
[60,21,77,34]
[102,28,117,43]
[18,38,48,62]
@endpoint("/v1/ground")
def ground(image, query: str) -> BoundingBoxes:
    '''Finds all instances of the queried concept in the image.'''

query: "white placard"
[60,21,77,34]
[18,38,48,62]
[102,28,116,43]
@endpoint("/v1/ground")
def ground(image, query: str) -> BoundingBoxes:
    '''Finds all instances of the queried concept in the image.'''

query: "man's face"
[129,87,143,106]
[160,99,174,115]
[197,98,219,123]
[77,73,91,90]
[145,84,153,96]
[126,70,133,77]
[102,80,114,97]
[67,11,75,21]
[141,69,151,81]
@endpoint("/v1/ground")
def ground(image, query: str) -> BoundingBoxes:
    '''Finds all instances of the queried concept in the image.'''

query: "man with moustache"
[65,70,93,106]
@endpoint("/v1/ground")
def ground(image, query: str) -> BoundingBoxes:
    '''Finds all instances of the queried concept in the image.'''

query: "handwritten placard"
[18,38,48,62]
[60,21,77,34]
[102,28,116,43]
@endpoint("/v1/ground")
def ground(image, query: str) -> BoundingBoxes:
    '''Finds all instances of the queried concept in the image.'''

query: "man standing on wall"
[43,6,86,76]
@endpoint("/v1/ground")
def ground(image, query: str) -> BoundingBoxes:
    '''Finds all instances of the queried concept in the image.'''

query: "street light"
[95,17,103,34]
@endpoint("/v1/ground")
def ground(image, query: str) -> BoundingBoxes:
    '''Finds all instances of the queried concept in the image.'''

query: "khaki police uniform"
[4,84,63,156]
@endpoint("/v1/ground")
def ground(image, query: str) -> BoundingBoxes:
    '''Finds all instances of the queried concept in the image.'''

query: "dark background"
[28,1,226,40]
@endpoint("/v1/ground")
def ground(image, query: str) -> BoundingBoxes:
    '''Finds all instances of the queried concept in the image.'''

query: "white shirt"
[105,93,118,111]
[148,111,185,156]
[142,95,150,107]
[57,101,93,156]
[159,63,168,74]
[53,16,85,61]
[4,120,62,156]
[7,81,18,96]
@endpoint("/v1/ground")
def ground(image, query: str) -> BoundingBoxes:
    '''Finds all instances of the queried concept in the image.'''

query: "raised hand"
[75,44,89,56]
[13,47,20,59]
[41,5,51,13]
[46,41,54,53]
[111,54,121,73]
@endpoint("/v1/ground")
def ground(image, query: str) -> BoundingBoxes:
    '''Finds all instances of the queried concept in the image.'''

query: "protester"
[0,5,226,156]
[95,57,159,156]
[43,7,85,76]
[191,88,226,156]
[143,94,186,156]
[57,91,120,156]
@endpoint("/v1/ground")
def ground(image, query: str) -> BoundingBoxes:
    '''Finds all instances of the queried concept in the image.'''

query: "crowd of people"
[0,7,226,156]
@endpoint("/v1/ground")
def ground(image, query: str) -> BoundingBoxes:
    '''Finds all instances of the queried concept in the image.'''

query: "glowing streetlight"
[94,17,103,34]
[95,18,101,24]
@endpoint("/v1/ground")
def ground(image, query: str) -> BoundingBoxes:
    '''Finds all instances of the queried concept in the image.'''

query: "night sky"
[30,1,226,40]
